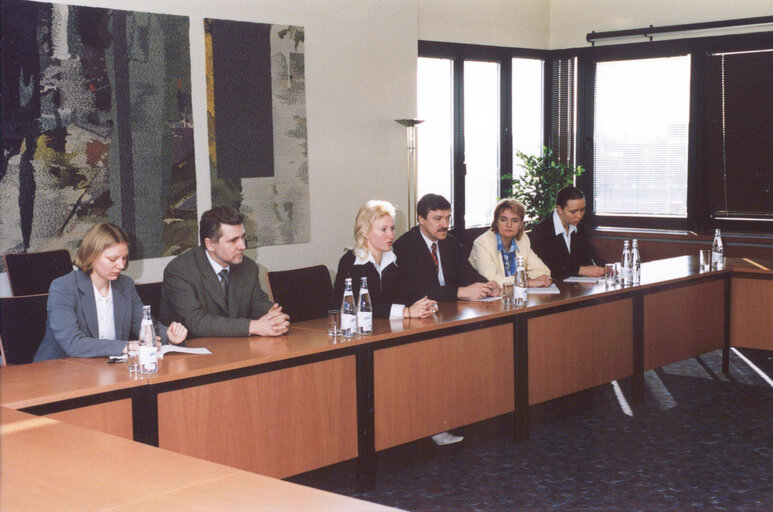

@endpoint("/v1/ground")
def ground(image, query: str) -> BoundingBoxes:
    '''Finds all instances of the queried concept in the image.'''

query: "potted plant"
[501,146,585,228]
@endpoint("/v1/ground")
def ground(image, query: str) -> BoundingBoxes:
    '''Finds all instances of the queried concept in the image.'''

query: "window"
[703,48,773,222]
[593,55,691,218]
[418,43,545,231]
[417,57,453,205]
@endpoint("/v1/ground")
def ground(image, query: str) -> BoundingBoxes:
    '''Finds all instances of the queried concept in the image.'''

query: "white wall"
[4,0,769,296]
[418,0,550,48]
[1,0,420,295]
[549,0,773,48]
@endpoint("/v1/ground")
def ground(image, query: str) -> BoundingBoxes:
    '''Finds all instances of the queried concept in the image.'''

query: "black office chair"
[135,282,162,317]
[267,265,333,322]
[0,293,49,364]
[4,249,73,296]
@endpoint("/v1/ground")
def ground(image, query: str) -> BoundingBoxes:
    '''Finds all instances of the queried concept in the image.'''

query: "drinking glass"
[699,250,712,272]
[327,310,341,336]
[604,263,617,286]
[502,282,514,306]
[126,341,139,373]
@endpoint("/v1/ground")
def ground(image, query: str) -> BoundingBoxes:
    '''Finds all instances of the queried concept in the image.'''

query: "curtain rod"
[586,15,773,45]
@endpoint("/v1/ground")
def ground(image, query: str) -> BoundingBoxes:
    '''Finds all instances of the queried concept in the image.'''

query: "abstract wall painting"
[205,19,309,247]
[0,0,197,267]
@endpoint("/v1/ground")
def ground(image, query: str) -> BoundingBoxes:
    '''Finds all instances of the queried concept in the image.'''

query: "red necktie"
[431,243,438,273]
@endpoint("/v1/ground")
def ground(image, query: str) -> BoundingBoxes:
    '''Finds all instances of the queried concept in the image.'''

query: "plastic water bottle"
[357,277,373,335]
[711,229,724,270]
[138,305,158,374]
[621,240,633,286]
[514,256,528,307]
[340,278,357,338]
[631,239,641,284]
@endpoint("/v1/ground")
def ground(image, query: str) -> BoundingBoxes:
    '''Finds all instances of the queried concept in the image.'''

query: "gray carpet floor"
[288,348,773,511]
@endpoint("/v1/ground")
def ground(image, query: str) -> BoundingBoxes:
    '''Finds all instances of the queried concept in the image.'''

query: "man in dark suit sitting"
[529,186,604,280]
[160,206,290,338]
[393,193,499,304]
[392,193,498,446]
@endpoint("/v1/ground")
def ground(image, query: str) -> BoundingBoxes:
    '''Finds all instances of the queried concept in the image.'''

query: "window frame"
[418,41,550,235]
[573,31,773,233]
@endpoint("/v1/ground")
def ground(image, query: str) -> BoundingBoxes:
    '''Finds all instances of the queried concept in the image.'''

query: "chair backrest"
[0,293,49,364]
[4,250,73,296]
[135,282,162,318]
[267,265,333,322]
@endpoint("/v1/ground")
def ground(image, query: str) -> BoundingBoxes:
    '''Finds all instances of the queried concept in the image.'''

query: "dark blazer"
[392,226,486,303]
[331,250,406,318]
[33,270,168,362]
[160,246,273,338]
[528,213,600,280]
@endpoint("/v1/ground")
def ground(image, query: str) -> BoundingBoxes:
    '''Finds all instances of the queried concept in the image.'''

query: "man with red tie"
[393,194,499,305]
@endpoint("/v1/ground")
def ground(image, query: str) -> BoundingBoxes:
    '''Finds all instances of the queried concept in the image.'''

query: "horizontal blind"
[551,58,575,167]
[705,49,773,220]
[593,55,690,218]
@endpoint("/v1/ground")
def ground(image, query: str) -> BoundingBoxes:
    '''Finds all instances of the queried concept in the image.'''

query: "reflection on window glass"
[417,57,453,211]
[464,60,500,227]
[594,55,690,218]
[512,58,544,169]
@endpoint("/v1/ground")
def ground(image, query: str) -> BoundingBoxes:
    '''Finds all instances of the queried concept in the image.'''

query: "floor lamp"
[395,119,424,227]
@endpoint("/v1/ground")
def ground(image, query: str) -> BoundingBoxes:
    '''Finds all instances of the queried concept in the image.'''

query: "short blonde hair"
[74,223,131,273]
[354,200,396,259]
[491,198,526,241]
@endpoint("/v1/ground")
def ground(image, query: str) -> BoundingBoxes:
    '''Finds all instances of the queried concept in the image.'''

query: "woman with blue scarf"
[469,198,552,287]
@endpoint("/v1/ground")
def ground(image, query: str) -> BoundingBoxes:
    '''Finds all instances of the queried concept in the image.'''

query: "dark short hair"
[555,186,585,209]
[417,194,451,219]
[199,206,244,246]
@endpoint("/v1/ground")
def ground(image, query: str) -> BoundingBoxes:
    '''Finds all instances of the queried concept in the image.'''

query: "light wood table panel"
[106,470,401,512]
[374,323,514,451]
[0,407,237,512]
[643,278,725,370]
[45,398,133,440]
[157,355,358,479]
[730,276,773,350]
[528,299,633,405]
[1,407,397,512]
[0,359,141,410]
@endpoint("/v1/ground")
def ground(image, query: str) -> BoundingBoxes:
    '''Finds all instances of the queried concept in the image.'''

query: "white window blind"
[593,55,691,218]
[463,60,500,227]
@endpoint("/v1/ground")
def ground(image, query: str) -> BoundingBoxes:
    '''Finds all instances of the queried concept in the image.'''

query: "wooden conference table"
[0,406,400,512]
[1,255,771,490]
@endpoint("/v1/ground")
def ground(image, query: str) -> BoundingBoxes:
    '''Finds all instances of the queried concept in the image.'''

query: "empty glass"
[699,249,712,272]
[327,309,341,336]
[604,263,617,286]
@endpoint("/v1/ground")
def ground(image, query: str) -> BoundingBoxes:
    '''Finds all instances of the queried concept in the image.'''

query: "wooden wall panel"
[157,356,357,479]
[374,324,514,451]
[528,299,633,405]
[730,277,773,350]
[45,399,133,440]
[644,279,725,370]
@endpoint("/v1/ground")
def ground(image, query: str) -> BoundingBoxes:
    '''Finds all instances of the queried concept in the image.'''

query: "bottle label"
[514,286,528,304]
[341,314,357,336]
[138,345,157,373]
[357,312,372,334]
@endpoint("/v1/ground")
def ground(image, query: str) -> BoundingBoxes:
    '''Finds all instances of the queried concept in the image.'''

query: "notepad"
[527,284,560,294]
[563,276,603,283]
[109,345,211,362]
[459,296,502,302]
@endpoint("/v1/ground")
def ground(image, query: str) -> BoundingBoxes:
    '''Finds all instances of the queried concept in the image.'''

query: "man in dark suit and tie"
[393,194,499,305]
[160,206,290,338]
[529,186,604,280]
[392,194,498,446]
